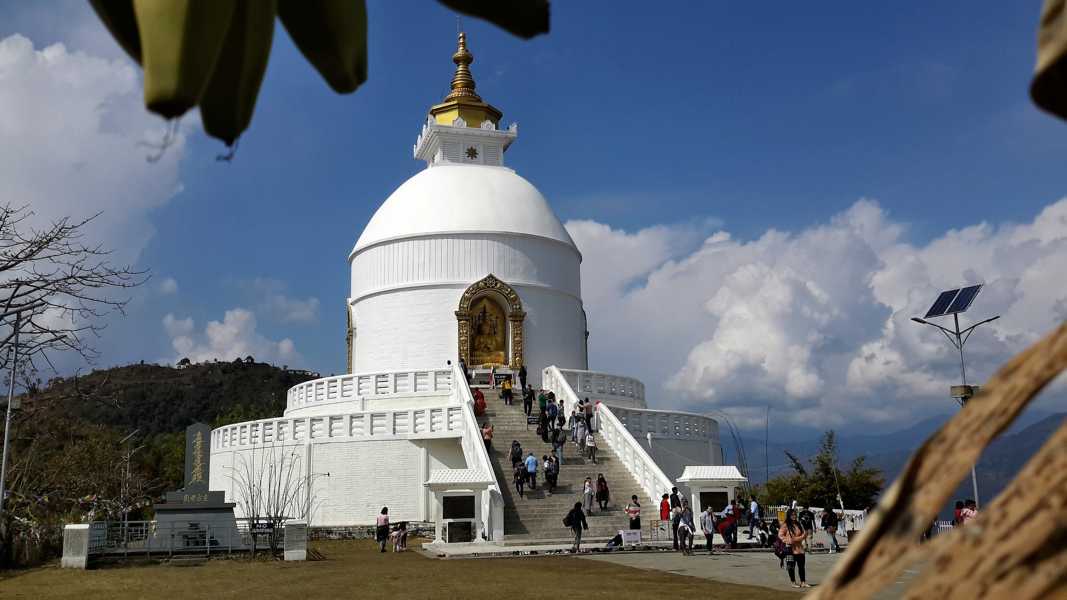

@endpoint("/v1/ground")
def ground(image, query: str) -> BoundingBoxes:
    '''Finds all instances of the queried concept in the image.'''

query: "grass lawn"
[0,540,796,599]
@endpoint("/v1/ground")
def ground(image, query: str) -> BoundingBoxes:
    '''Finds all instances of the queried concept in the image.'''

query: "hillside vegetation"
[0,361,318,567]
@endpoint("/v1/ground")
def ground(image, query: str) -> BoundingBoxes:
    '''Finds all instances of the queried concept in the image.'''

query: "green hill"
[0,361,319,566]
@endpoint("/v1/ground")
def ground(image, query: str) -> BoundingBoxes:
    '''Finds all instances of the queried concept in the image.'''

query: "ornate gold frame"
[456,274,525,368]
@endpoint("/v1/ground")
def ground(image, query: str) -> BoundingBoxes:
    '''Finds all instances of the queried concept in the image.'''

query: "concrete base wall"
[61,524,90,569]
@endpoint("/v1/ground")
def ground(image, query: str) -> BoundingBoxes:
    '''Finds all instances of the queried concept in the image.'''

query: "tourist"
[748,496,761,539]
[586,431,597,464]
[565,501,589,552]
[575,419,588,454]
[952,500,964,526]
[700,504,717,554]
[501,376,513,405]
[514,463,527,498]
[653,493,670,540]
[721,499,740,547]
[596,474,610,510]
[568,409,579,442]
[799,505,816,550]
[583,397,594,430]
[509,440,523,469]
[552,426,567,459]
[582,477,595,515]
[525,452,538,489]
[678,500,695,555]
[376,507,390,553]
[778,509,810,588]
[523,385,534,416]
[558,398,565,419]
[959,499,978,525]
[481,422,493,450]
[537,390,548,414]
[821,507,840,553]
[665,486,682,546]
[518,364,528,391]
[538,410,550,443]
[389,521,408,552]
[625,495,642,530]
[472,387,486,416]
[546,455,559,494]
[546,399,558,429]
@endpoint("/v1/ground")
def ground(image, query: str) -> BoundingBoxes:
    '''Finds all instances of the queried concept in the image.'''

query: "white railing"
[286,369,453,412]
[545,367,645,408]
[449,363,503,541]
[609,405,719,442]
[543,366,673,505]
[212,405,465,451]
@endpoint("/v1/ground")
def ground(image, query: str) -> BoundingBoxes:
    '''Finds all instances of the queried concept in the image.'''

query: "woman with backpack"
[513,463,526,499]
[564,501,589,552]
[595,474,610,510]
[778,508,810,588]
[509,440,523,469]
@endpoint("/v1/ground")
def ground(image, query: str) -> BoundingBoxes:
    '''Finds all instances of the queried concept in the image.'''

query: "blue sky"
[3,1,1065,433]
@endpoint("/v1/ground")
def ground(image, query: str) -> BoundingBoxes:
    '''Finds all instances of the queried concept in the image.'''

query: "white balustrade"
[285,369,453,413]
[609,405,719,442]
[547,367,645,409]
[212,405,465,451]
[543,365,673,505]
[448,363,503,541]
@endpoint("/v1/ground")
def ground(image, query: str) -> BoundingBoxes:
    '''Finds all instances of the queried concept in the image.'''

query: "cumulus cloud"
[568,198,1067,429]
[158,277,179,295]
[244,278,320,323]
[163,309,301,366]
[0,34,185,266]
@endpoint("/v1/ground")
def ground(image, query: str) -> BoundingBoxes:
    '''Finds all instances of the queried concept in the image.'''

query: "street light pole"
[911,314,999,509]
[0,313,19,516]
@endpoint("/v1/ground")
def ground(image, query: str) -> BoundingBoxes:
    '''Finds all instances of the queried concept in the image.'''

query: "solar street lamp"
[911,284,1000,509]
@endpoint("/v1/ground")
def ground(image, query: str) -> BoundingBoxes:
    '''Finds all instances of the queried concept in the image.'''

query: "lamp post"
[910,313,1000,509]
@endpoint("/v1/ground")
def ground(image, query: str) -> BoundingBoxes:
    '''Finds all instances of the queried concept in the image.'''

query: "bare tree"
[227,443,311,556]
[0,204,146,374]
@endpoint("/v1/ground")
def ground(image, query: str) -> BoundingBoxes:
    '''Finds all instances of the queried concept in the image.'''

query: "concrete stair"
[478,399,660,541]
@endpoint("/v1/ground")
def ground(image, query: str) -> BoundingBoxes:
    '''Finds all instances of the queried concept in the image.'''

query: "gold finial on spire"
[445,32,480,101]
[429,32,502,127]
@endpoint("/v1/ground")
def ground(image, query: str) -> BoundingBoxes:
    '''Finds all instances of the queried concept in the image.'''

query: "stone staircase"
[476,394,659,541]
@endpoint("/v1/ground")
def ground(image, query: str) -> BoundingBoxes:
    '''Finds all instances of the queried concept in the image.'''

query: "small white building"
[209,33,726,540]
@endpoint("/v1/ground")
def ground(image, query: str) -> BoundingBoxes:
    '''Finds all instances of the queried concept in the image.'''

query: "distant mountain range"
[737,410,1064,516]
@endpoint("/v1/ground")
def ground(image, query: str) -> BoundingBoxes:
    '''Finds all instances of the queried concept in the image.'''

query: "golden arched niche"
[456,274,525,368]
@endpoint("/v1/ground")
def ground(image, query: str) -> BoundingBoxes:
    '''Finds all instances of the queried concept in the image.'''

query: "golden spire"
[445,32,481,102]
[430,32,502,127]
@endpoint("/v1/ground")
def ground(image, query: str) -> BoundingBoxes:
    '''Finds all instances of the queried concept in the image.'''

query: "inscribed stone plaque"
[184,422,210,493]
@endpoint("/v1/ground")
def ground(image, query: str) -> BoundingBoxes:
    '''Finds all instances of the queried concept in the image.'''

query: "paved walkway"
[581,550,923,598]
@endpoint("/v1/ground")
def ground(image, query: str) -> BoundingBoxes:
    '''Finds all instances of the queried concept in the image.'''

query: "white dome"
[351,165,578,258]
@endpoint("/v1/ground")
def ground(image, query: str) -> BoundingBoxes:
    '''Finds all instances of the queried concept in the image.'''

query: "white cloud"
[159,277,179,295]
[163,309,302,366]
[245,278,320,323]
[0,34,185,266]
[568,197,1067,429]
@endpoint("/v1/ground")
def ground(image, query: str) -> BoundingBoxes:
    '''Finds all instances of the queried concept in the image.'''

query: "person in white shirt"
[699,506,717,554]
[748,497,761,539]
[585,433,597,463]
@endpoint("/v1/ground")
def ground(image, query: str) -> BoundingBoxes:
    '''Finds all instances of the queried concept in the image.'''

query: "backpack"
[773,538,789,565]
[563,513,573,528]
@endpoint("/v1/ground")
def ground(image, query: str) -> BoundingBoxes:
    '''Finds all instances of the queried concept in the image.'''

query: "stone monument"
[150,423,242,551]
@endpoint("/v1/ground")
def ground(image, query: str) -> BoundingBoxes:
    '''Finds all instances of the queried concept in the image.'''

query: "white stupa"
[210,34,732,543]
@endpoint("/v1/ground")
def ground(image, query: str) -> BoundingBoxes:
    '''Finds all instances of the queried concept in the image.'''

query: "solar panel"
[924,289,960,318]
[946,284,982,315]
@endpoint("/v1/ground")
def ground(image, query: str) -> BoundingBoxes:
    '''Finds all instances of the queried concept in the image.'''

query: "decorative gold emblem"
[465,146,478,159]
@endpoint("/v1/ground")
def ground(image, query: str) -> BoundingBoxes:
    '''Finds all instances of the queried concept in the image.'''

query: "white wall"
[209,437,466,526]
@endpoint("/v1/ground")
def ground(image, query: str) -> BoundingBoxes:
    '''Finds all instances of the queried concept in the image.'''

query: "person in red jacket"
[659,492,671,539]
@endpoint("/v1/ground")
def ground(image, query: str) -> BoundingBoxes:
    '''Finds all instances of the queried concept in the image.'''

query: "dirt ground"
[0,539,797,600]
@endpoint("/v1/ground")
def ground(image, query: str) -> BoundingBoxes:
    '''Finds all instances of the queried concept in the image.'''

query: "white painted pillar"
[432,492,444,543]
[417,443,429,521]
[474,489,485,542]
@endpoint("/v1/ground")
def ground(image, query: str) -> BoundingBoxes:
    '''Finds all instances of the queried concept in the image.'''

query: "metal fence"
[87,519,287,558]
